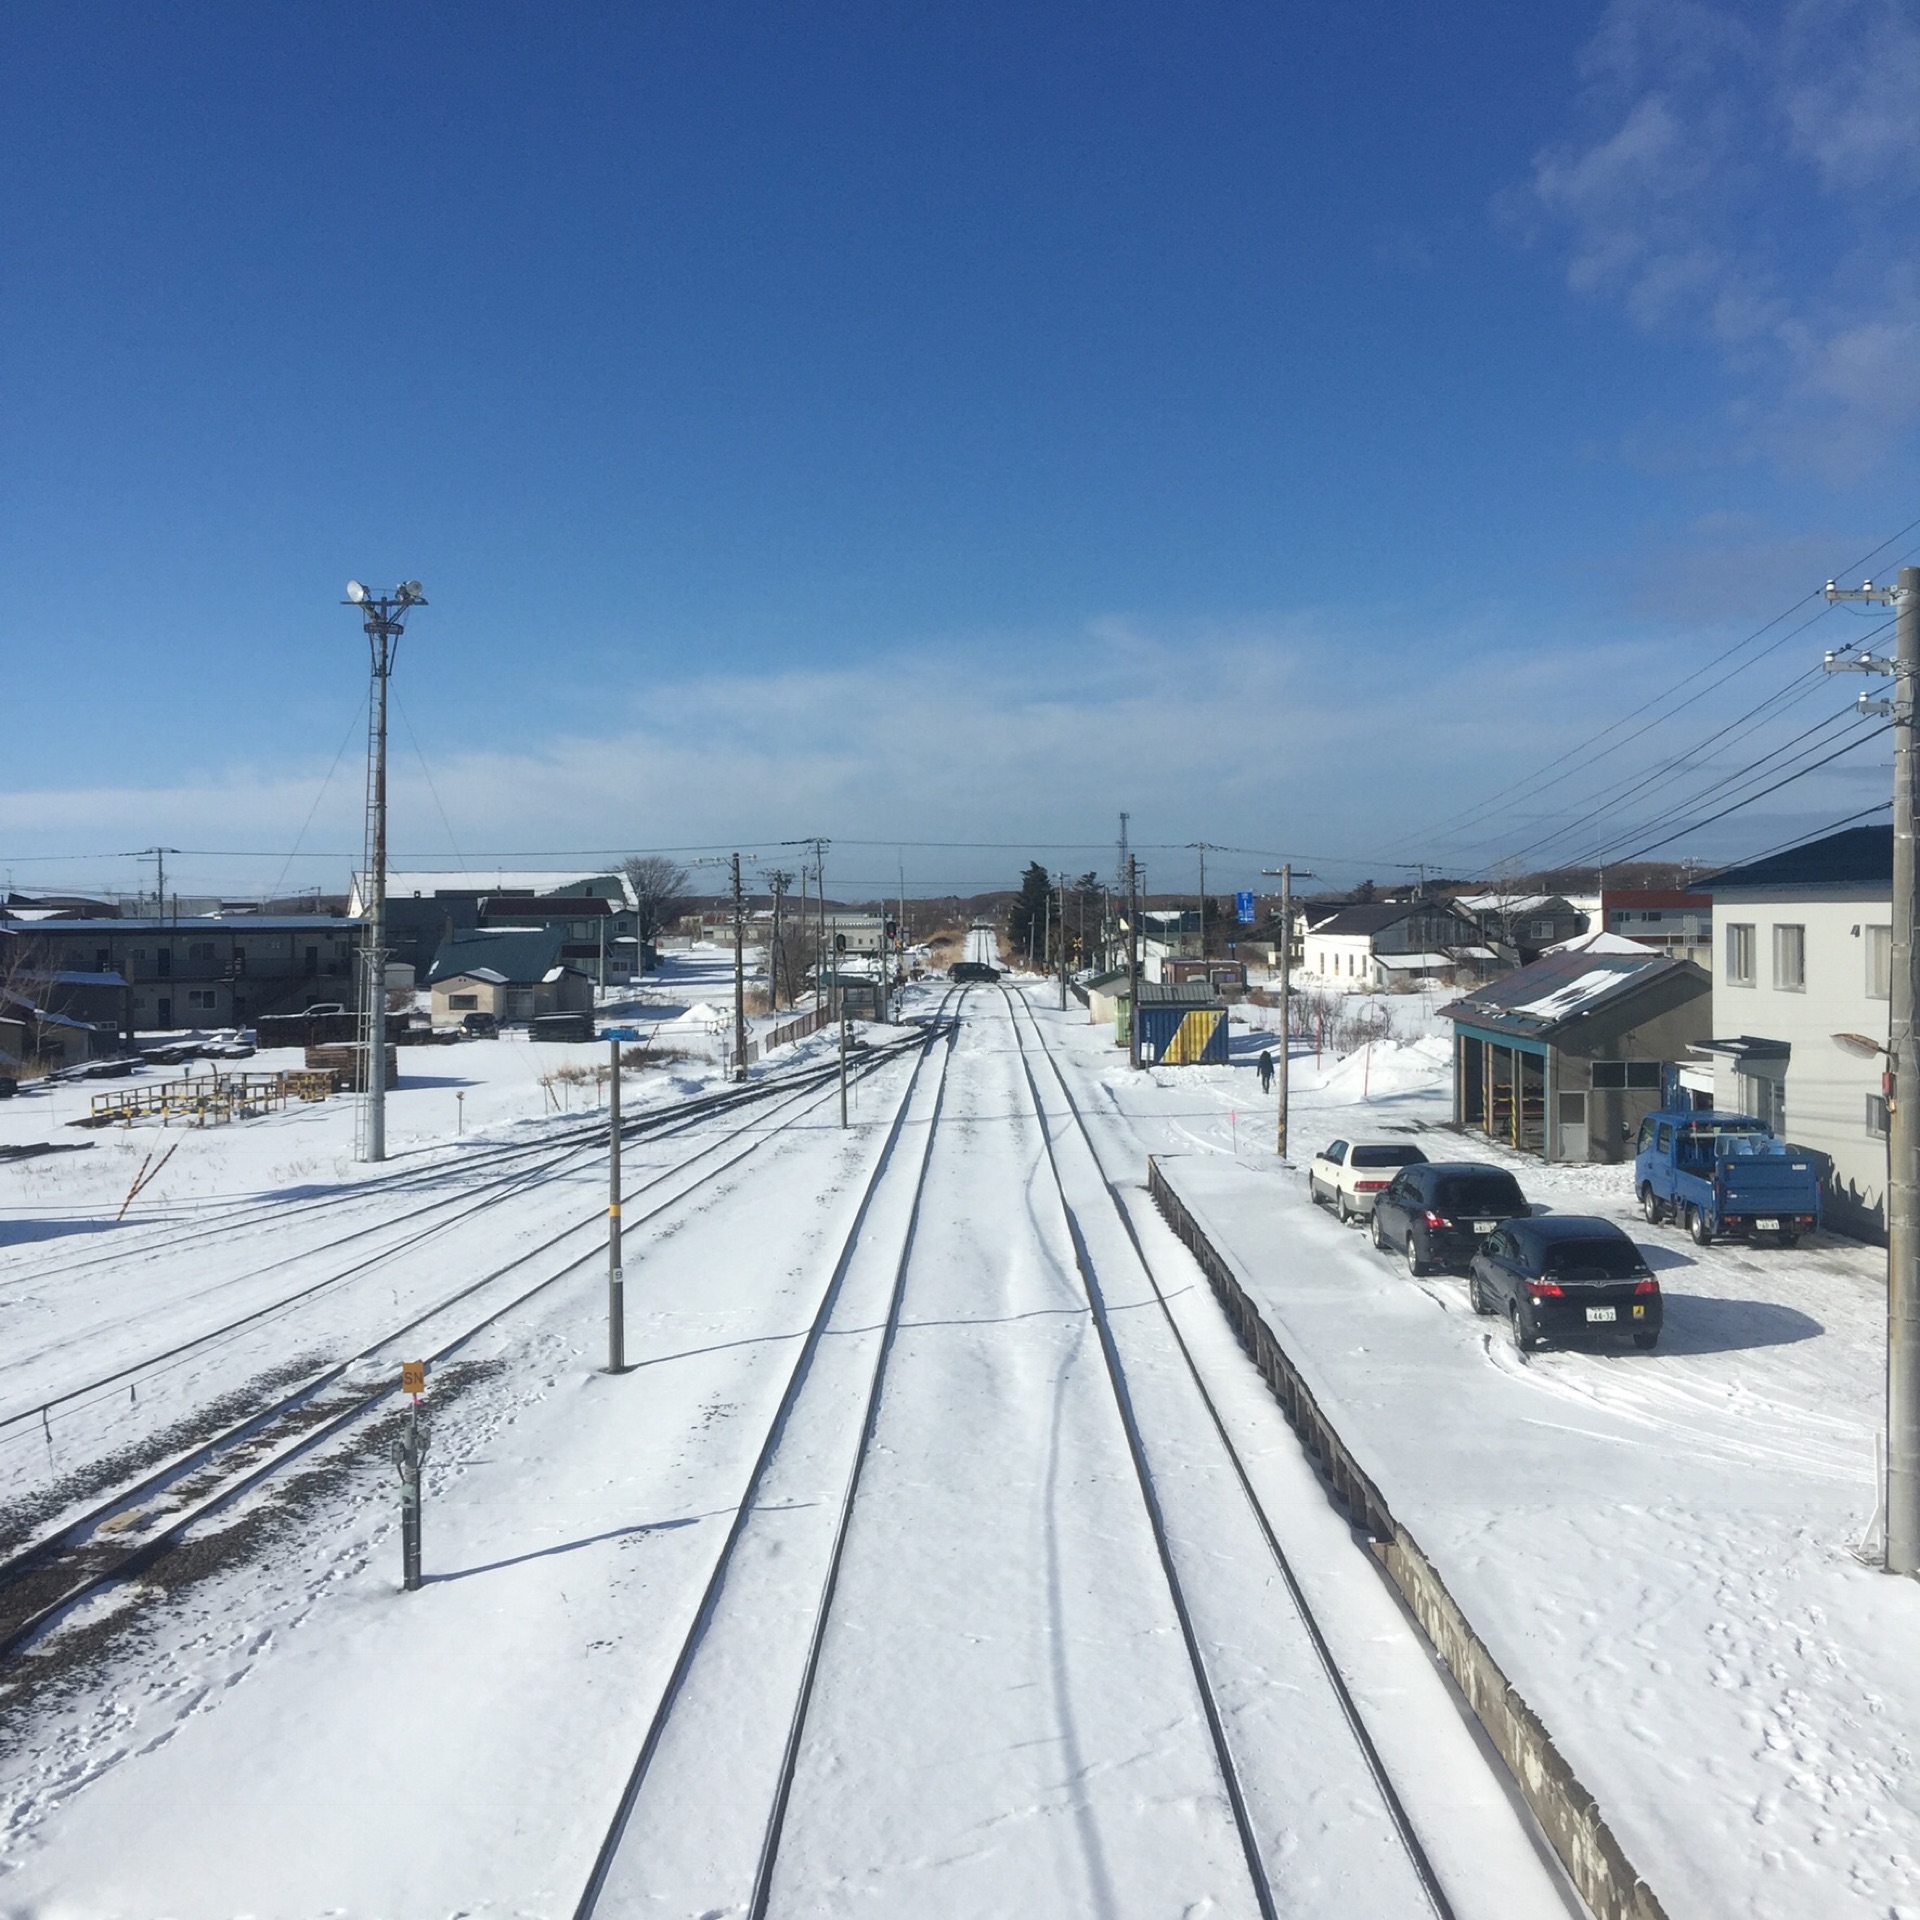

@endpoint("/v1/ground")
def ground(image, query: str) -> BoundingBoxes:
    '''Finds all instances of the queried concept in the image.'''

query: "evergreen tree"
[1007,862,1052,965]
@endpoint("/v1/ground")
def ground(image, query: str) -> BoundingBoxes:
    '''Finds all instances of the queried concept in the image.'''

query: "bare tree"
[620,854,691,956]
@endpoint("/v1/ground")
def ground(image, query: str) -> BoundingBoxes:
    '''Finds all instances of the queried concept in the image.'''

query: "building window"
[1869,1093,1890,1138]
[1591,1061,1663,1090]
[1727,923,1755,986]
[187,989,216,1010]
[449,993,479,1010]
[187,941,216,962]
[1772,924,1805,991]
[1867,924,1892,1000]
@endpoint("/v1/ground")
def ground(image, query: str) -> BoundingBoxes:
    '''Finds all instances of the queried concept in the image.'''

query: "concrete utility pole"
[731,852,748,1082]
[607,1030,625,1373]
[342,579,425,1164]
[1058,879,1069,1011]
[1190,842,1217,961]
[765,869,793,1008]
[1127,855,1142,1071]
[781,837,830,1011]
[1262,864,1313,1159]
[834,933,848,1128]
[1826,567,1918,1573]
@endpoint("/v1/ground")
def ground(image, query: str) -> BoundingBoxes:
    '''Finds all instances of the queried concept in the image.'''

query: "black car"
[1369,1162,1531,1275]
[1468,1215,1662,1351]
[460,1011,499,1037]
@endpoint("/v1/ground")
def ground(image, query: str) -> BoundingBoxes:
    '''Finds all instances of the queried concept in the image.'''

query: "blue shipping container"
[1137,1003,1228,1065]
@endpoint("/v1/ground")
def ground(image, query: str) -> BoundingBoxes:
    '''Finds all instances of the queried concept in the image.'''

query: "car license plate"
[1585,1306,1616,1324]
[1473,1220,1496,1233]
[1755,1218,1780,1231]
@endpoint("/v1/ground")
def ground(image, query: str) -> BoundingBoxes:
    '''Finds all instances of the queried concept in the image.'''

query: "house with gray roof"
[426,926,594,1030]
[1441,948,1710,1163]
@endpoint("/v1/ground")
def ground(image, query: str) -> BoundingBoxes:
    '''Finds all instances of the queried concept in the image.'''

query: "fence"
[82,1068,331,1129]
[726,1002,830,1072]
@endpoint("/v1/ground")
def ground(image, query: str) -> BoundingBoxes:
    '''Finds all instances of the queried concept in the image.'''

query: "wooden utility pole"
[766,869,793,1008]
[731,852,748,1082]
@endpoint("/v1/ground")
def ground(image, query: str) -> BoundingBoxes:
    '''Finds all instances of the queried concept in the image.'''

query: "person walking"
[1257,1048,1274,1095]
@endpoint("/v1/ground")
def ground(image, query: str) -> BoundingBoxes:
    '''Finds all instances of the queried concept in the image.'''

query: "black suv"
[1468,1215,1662,1351]
[1369,1162,1532,1275]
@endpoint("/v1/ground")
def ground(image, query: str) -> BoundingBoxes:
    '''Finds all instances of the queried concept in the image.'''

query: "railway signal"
[392,1362,428,1592]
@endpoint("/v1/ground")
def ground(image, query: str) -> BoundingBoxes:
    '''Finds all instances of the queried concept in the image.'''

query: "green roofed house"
[426,926,595,1030]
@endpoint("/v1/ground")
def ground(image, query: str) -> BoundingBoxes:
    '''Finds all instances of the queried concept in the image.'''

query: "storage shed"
[1441,950,1710,1163]
[1127,979,1229,1065]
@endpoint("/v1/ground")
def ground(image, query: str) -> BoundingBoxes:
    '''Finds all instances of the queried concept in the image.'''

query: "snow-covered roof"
[1441,947,1703,1040]
[356,869,634,913]
[1543,928,1657,957]
[440,967,508,986]
[1449,892,1567,915]
[1373,951,1456,971]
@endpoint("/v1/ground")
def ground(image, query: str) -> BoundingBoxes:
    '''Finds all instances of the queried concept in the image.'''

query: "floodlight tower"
[343,578,426,1162]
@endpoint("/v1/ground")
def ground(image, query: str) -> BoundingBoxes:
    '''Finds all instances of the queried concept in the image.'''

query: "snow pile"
[1308,1034,1450,1106]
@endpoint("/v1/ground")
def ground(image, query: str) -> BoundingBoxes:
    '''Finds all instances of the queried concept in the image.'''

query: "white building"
[1700,826,1891,1240]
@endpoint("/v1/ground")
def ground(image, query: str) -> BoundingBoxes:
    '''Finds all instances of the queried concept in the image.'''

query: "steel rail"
[996,984,1280,1920]
[1,1033,929,1443]
[1003,985,1456,1920]
[571,989,964,1920]
[0,1022,949,1662]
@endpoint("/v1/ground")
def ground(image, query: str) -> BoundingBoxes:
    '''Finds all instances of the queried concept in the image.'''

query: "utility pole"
[731,852,748,1082]
[781,837,830,1011]
[1127,855,1142,1071]
[1040,886,1050,978]
[834,933,848,1127]
[1058,879,1069,1010]
[766,869,793,1008]
[1826,567,1918,1573]
[1190,842,1217,961]
[135,847,180,922]
[342,579,425,1164]
[607,1029,626,1372]
[1262,864,1314,1159]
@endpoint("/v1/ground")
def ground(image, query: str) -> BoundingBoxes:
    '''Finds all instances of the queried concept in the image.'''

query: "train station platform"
[1149,1152,1917,1920]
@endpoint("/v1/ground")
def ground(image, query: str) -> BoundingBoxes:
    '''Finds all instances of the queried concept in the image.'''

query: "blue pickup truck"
[1633,1109,1820,1248]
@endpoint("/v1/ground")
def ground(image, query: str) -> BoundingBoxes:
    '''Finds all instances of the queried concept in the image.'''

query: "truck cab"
[1633,1109,1820,1248]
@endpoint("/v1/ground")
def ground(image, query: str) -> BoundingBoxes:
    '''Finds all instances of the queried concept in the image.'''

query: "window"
[1637,1117,1656,1152]
[1727,923,1755,986]
[1656,1123,1674,1153]
[1869,1093,1890,1138]
[187,989,216,1009]
[187,941,216,962]
[1772,924,1805,991]
[1590,1061,1664,1090]
[1868,925,1892,1000]
[449,993,479,1011]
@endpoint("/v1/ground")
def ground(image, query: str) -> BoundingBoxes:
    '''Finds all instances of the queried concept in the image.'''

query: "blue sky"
[5,1,1919,900]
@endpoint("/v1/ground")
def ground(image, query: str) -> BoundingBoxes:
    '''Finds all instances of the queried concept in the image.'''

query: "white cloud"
[0,618,1695,895]
[1526,0,1920,466]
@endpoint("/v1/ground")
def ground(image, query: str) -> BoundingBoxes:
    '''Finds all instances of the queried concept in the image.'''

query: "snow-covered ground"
[0,972,1902,1917]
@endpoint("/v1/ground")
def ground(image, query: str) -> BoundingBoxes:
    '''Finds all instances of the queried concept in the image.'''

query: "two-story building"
[5,915,359,1036]
[1599,887,1713,966]
[1698,826,1892,1240]
[1300,901,1507,991]
[355,870,641,983]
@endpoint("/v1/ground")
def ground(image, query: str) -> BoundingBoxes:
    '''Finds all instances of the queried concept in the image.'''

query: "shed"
[1441,950,1711,1163]
[1123,979,1228,1065]
[1083,969,1130,1025]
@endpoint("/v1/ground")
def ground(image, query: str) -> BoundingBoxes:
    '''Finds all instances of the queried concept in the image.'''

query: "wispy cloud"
[1520,0,1920,470]
[0,618,1698,893]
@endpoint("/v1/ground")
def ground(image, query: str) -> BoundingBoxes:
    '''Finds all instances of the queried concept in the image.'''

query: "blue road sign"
[1235,891,1256,925]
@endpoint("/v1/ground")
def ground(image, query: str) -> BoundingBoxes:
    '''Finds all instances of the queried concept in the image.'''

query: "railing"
[83,1068,329,1128]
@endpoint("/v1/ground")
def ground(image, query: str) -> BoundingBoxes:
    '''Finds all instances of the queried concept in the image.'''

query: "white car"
[1308,1138,1429,1223]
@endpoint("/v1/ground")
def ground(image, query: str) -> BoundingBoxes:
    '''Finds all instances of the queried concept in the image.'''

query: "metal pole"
[392,1384,427,1591]
[608,1031,626,1372]
[835,936,847,1127]
[731,852,748,1082]
[365,644,390,1162]
[1127,855,1142,1071]
[1278,864,1291,1158]
[1059,880,1068,1011]
[1198,843,1208,961]
[1894,567,1920,1571]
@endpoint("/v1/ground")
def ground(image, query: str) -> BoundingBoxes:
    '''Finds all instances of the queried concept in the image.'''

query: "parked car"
[460,1011,499,1037]
[1633,1109,1820,1247]
[1308,1139,1429,1223]
[1468,1216,1661,1351]
[1370,1162,1532,1275]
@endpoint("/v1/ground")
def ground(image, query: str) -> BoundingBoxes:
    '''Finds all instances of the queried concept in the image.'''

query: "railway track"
[570,982,1451,1917]
[0,1031,929,1462]
[573,990,963,1916]
[0,1010,952,1666]
[1000,982,1455,1918]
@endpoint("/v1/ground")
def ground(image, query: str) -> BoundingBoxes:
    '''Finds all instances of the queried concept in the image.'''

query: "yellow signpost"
[400,1361,425,1398]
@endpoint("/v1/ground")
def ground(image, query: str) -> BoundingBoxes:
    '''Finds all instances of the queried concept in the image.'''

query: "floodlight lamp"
[402,580,424,602]
[346,580,367,603]
[1832,1031,1885,1059]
